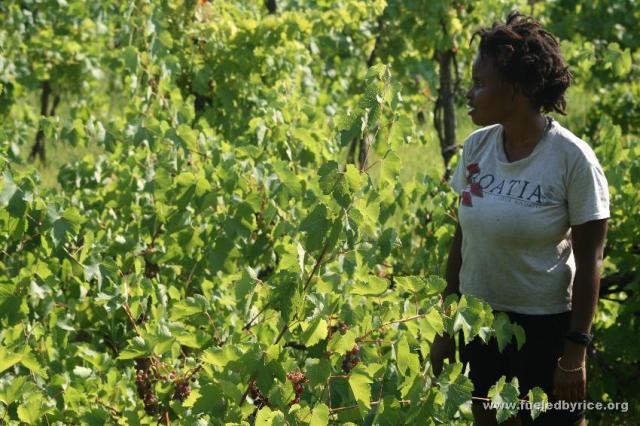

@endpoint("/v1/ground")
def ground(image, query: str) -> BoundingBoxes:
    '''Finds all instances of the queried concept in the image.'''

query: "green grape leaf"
[20,351,48,379]
[349,365,374,413]
[318,161,341,194]
[299,204,330,252]
[309,403,330,426]
[117,336,150,360]
[436,362,473,418]
[202,346,241,368]
[493,312,513,353]
[0,347,23,374]
[327,329,357,355]
[273,161,302,197]
[394,276,425,293]
[0,375,28,405]
[300,317,328,347]
[379,150,401,187]
[513,324,526,351]
[396,335,419,377]
[269,271,304,323]
[488,376,520,424]
[18,392,51,424]
[527,386,548,420]
[351,276,388,296]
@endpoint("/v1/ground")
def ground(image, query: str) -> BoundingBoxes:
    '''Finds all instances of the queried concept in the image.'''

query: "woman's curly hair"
[471,10,573,115]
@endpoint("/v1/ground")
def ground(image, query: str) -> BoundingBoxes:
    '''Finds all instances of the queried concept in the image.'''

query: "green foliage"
[0,0,639,424]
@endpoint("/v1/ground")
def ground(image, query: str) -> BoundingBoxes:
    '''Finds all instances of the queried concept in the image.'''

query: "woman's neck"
[501,113,548,149]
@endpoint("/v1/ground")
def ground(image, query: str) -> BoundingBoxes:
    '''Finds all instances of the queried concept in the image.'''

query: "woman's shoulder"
[462,123,501,155]
[549,120,601,167]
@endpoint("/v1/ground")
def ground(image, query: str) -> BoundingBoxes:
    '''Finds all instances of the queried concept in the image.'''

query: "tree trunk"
[434,49,457,178]
[265,0,276,14]
[29,80,55,163]
[348,18,383,170]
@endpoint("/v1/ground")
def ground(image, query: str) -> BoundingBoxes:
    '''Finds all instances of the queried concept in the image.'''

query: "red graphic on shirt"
[465,163,480,184]
[462,163,482,206]
[470,182,483,197]
[461,191,473,206]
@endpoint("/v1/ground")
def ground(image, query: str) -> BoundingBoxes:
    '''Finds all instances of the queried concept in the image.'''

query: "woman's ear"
[510,82,519,102]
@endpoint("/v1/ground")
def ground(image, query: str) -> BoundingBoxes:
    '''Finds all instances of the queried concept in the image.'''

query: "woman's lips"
[467,104,476,114]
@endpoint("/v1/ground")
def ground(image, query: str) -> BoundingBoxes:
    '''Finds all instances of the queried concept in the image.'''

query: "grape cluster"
[135,369,158,415]
[133,360,198,416]
[248,379,269,408]
[286,370,308,406]
[329,322,349,336]
[172,377,192,402]
[342,344,361,373]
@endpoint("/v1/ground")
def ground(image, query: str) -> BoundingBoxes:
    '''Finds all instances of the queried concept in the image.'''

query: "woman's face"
[466,54,515,126]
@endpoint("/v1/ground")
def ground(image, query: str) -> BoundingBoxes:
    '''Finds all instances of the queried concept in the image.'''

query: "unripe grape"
[339,323,349,334]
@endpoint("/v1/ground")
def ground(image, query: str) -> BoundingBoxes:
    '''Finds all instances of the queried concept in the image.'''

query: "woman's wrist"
[561,342,587,367]
[557,356,585,373]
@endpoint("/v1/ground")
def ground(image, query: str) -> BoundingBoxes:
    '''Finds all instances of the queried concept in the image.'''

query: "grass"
[20,142,102,191]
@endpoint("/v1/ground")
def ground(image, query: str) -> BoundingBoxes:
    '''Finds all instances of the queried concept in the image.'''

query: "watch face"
[566,332,592,345]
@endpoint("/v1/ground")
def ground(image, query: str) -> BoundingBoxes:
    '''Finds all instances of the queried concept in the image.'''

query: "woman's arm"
[554,218,608,402]
[430,221,463,376]
[567,218,608,342]
[444,221,463,299]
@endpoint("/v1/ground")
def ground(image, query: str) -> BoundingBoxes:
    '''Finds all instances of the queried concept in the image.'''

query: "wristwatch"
[565,331,593,346]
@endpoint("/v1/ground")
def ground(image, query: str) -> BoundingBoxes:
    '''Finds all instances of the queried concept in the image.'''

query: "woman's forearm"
[562,219,608,364]
[563,264,601,360]
[569,263,602,336]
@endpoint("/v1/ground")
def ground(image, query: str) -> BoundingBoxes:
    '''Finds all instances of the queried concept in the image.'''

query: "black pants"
[459,310,586,425]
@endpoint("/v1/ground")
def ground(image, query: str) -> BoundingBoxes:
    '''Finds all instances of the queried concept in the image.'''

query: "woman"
[430,11,609,426]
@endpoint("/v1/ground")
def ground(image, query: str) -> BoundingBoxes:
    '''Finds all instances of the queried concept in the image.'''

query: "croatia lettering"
[461,163,546,208]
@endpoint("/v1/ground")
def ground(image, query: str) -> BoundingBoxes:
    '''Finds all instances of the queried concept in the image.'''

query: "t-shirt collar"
[496,116,557,164]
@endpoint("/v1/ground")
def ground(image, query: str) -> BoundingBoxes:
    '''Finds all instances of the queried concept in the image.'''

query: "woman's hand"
[430,333,456,376]
[553,348,587,402]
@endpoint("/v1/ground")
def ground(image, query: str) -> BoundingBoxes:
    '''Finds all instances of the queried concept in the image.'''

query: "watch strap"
[565,331,593,346]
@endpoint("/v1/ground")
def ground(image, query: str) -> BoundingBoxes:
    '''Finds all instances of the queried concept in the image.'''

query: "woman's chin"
[469,112,496,127]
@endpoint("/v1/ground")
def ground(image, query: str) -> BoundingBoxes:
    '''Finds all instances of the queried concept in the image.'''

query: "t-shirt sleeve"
[567,160,610,226]
[449,137,472,193]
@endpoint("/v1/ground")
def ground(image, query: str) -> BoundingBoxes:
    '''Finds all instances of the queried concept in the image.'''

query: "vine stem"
[327,395,535,415]
[358,313,429,341]
[329,399,410,413]
[122,302,163,374]
[274,241,330,346]
[122,302,141,336]
[273,322,292,345]
[185,363,203,380]
[302,242,330,292]
[240,241,332,408]
[239,374,256,406]
[95,398,120,419]
[242,302,272,331]
[189,148,211,159]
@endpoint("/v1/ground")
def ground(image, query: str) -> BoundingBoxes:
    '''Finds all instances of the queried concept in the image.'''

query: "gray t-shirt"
[450,118,610,314]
